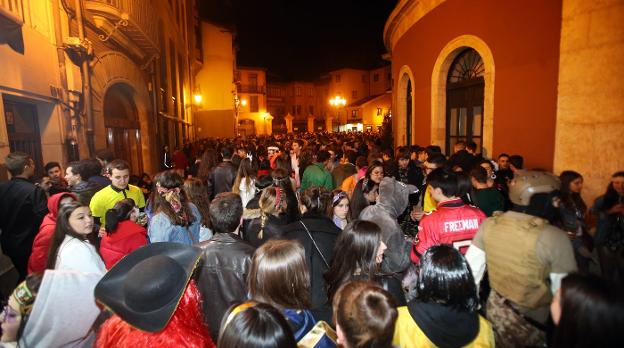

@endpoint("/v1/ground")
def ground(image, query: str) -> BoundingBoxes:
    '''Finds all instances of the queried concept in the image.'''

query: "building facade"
[235,66,272,136]
[385,0,624,203]
[0,0,200,178]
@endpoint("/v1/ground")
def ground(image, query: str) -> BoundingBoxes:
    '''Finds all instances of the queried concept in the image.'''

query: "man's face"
[47,166,62,179]
[111,168,130,190]
[292,142,301,154]
[328,151,336,162]
[65,167,81,186]
[423,161,438,176]
[498,156,510,170]
[23,159,35,178]
[398,158,409,169]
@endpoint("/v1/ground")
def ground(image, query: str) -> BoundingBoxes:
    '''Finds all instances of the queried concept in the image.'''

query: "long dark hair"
[417,245,478,312]
[233,157,256,193]
[104,198,136,233]
[197,148,219,183]
[553,273,624,347]
[217,302,297,348]
[46,201,98,269]
[325,220,382,302]
[299,187,331,218]
[183,178,211,228]
[271,168,299,223]
[559,170,586,212]
[600,171,624,211]
[152,170,196,226]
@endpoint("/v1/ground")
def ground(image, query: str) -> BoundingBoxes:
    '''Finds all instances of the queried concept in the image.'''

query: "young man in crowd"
[411,152,447,221]
[470,166,505,217]
[65,161,101,206]
[300,150,334,190]
[196,192,255,340]
[411,168,486,263]
[210,146,237,199]
[89,159,145,227]
[0,152,48,280]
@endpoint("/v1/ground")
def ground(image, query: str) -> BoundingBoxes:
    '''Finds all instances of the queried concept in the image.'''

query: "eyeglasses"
[1,305,19,323]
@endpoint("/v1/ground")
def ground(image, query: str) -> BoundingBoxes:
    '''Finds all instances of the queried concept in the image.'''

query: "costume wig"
[96,281,215,347]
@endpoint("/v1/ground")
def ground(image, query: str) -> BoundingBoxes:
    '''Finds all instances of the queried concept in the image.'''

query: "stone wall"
[553,0,624,204]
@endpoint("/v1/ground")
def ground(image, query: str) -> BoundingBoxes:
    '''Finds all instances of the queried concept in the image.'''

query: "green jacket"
[301,162,334,191]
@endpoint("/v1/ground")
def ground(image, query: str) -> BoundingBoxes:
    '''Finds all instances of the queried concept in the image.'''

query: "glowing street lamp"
[241,99,248,106]
[193,94,202,104]
[329,96,346,107]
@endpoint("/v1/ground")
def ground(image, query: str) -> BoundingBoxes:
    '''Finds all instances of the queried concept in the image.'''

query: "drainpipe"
[75,0,94,156]
[52,0,80,161]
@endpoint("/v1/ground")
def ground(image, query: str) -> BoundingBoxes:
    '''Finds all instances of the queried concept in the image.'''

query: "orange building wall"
[392,0,562,170]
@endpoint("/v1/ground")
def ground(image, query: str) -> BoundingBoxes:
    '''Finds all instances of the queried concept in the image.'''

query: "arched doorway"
[396,68,414,147]
[406,79,413,146]
[445,48,484,155]
[238,119,256,137]
[103,83,143,174]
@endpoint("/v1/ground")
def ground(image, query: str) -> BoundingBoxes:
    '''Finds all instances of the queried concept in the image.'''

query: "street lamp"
[193,94,202,104]
[329,96,346,131]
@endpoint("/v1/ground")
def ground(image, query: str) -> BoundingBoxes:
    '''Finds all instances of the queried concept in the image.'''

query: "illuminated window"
[352,90,357,99]
[296,87,301,96]
[250,96,259,112]
[377,108,382,116]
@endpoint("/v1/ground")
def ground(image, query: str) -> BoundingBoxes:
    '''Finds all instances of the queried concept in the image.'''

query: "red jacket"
[28,192,78,274]
[100,220,148,269]
[411,198,486,263]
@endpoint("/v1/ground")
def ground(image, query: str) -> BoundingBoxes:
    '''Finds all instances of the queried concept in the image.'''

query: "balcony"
[0,0,24,24]
[85,0,159,56]
[238,84,266,94]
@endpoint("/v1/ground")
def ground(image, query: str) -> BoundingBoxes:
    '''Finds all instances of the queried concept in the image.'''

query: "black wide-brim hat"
[94,242,203,333]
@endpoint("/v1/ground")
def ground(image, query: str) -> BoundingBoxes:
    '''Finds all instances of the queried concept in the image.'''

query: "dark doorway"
[103,83,143,174]
[3,98,43,176]
[446,48,485,155]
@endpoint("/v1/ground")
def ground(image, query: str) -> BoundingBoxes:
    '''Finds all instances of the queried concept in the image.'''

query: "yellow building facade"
[236,66,272,136]
[0,0,199,178]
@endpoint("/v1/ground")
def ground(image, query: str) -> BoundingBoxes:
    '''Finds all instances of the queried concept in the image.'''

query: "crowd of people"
[0,130,623,347]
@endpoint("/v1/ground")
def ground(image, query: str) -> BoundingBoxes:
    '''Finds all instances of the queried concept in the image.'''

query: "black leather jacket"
[210,161,237,199]
[195,233,255,339]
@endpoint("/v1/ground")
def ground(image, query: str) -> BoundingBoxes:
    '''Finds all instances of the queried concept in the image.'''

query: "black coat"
[282,215,341,322]
[0,178,48,279]
[196,233,255,339]
[210,161,237,199]
[242,212,288,248]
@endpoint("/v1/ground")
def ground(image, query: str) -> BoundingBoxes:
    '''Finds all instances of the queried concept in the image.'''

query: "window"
[335,74,341,83]
[250,96,259,112]
[352,90,358,99]
[362,74,367,83]
[308,105,314,115]
[377,108,382,116]
[291,105,296,115]
[308,88,313,97]
[296,105,302,115]
[296,87,302,96]
[351,109,358,117]
[373,73,379,82]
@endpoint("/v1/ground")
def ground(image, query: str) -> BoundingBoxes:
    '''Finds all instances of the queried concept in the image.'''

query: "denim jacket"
[147,203,201,245]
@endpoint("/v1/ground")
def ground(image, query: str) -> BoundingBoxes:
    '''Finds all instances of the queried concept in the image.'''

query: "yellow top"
[89,184,146,225]
[423,185,437,213]
[393,306,495,348]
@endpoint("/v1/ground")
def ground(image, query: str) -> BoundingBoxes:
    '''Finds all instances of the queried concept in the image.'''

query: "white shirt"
[55,236,106,275]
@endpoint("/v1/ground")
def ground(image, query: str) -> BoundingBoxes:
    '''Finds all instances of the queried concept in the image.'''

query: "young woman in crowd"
[282,187,341,323]
[99,198,148,269]
[242,187,288,247]
[393,245,494,347]
[332,280,397,348]
[592,171,624,282]
[272,168,299,223]
[183,178,213,242]
[248,240,335,346]
[341,156,368,196]
[349,160,384,219]
[232,157,257,208]
[196,148,219,198]
[148,170,201,245]
[550,273,623,347]
[329,190,350,230]
[217,302,296,348]
[45,201,106,275]
[556,170,592,272]
[28,192,77,274]
[1,273,42,346]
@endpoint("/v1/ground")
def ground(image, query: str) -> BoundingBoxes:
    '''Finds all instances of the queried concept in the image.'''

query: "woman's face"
[68,206,94,236]
[1,296,21,343]
[613,176,624,195]
[550,288,562,325]
[334,198,349,220]
[480,162,493,178]
[569,177,583,194]
[369,166,384,184]
[376,240,387,264]
[129,207,139,223]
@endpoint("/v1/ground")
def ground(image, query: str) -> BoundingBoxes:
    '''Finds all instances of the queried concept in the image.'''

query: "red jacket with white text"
[411,198,486,263]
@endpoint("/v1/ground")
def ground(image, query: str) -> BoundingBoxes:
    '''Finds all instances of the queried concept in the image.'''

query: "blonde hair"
[257,187,286,239]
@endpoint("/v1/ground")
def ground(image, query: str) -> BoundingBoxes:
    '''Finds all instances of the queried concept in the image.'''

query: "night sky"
[199,0,398,81]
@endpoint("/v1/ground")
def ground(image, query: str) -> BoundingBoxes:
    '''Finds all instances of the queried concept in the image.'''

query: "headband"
[332,191,348,206]
[223,301,257,331]
[275,187,283,209]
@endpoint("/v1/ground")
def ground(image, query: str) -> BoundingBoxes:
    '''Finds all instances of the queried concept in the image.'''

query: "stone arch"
[91,51,154,172]
[431,35,495,156]
[395,65,415,147]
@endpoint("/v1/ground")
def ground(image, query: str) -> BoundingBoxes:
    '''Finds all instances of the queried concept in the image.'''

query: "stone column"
[325,115,333,132]
[284,113,294,133]
[307,116,315,132]
[264,114,274,136]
